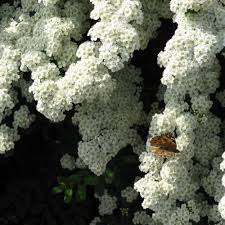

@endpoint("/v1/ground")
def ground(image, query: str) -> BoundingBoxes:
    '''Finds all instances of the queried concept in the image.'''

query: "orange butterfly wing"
[149,134,179,157]
[150,135,176,148]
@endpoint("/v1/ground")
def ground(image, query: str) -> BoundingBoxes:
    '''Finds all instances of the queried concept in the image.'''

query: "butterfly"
[149,133,180,158]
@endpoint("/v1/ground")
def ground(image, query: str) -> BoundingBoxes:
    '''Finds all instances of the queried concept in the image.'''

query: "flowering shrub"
[0,0,225,224]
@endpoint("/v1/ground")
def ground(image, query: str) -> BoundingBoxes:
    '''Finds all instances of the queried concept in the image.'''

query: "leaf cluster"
[52,169,114,203]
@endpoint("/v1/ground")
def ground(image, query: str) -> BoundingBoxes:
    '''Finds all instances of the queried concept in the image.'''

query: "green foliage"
[84,175,98,186]
[64,189,73,203]
[76,184,86,201]
[52,182,66,193]
[104,168,114,184]
[52,168,114,204]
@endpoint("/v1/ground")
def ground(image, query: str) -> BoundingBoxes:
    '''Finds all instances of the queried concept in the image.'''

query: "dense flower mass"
[0,0,225,224]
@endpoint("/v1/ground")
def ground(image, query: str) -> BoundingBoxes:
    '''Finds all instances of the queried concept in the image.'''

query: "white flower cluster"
[74,157,87,169]
[0,105,35,154]
[219,195,225,220]
[155,200,201,225]
[95,190,117,216]
[194,113,222,166]
[0,44,20,125]
[138,152,164,175]
[170,0,214,13]
[38,0,60,6]
[88,0,172,72]
[135,160,199,216]
[207,204,224,224]
[0,125,19,154]
[203,157,224,201]
[135,1,225,224]
[60,153,76,170]
[216,89,225,107]
[201,156,225,224]
[0,0,172,165]
[13,105,35,129]
[72,65,144,175]
[121,186,138,203]
[89,217,101,225]
[1,0,225,223]
[0,0,91,152]
[132,210,153,225]
[0,0,94,122]
[219,121,225,220]
[60,154,87,170]
[0,22,35,152]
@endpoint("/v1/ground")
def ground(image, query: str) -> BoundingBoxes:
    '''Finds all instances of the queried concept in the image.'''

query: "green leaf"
[105,169,114,178]
[76,185,86,201]
[57,176,67,184]
[67,174,82,184]
[64,189,73,203]
[52,184,65,194]
[84,175,98,186]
